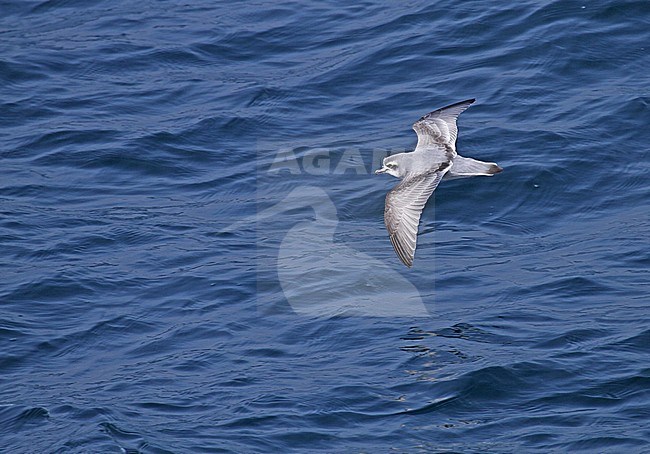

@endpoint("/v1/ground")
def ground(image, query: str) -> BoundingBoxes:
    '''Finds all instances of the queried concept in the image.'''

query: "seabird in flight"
[375,99,502,267]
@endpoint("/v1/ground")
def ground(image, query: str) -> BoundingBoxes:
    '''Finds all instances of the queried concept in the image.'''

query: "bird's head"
[375,155,404,178]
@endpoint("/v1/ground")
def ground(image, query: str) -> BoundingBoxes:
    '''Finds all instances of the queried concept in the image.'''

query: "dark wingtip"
[389,234,414,267]
[489,164,503,174]
[418,98,477,122]
[446,98,476,110]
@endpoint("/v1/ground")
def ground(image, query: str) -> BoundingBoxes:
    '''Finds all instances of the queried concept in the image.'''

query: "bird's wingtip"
[489,164,503,174]
[488,164,503,175]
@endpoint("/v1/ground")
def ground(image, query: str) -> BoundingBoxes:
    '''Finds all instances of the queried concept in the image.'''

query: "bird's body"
[375,99,502,267]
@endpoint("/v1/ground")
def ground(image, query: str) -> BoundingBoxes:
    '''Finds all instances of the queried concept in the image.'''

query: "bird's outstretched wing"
[412,99,475,155]
[384,163,452,267]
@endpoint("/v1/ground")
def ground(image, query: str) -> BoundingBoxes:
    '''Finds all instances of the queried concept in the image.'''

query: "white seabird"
[375,99,502,267]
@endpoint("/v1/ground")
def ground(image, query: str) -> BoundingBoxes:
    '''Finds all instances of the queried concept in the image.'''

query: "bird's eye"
[387,163,397,168]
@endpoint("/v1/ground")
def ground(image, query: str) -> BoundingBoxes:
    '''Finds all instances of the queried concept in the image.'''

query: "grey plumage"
[375,99,502,267]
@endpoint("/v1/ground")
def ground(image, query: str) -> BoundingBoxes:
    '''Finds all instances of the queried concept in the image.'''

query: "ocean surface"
[2,1,649,452]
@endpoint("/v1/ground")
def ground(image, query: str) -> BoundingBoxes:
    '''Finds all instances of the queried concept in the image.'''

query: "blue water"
[2,0,650,452]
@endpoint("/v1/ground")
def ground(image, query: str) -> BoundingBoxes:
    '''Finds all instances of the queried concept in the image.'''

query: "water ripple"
[1,0,649,452]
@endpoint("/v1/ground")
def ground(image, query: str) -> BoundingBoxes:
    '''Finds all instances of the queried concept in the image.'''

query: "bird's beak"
[375,166,388,174]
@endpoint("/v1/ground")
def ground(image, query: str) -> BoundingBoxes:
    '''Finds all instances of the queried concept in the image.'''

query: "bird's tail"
[445,156,502,179]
